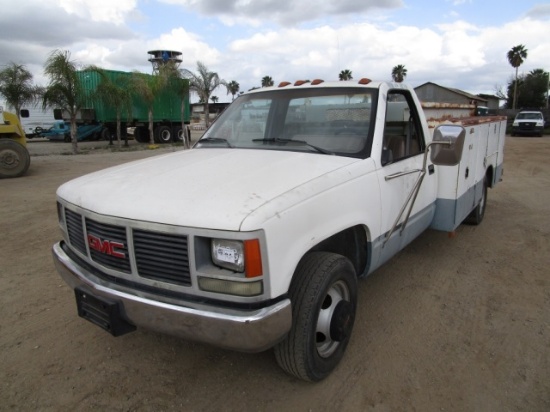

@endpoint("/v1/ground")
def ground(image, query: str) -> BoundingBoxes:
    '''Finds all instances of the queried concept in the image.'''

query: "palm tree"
[181,61,222,127]
[339,70,353,81]
[507,44,528,110]
[223,80,240,101]
[86,66,132,147]
[131,70,169,145]
[42,50,83,154]
[0,63,41,120]
[211,96,219,103]
[261,76,274,87]
[391,64,408,83]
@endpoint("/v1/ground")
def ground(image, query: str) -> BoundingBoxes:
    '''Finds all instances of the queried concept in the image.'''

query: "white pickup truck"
[52,79,506,381]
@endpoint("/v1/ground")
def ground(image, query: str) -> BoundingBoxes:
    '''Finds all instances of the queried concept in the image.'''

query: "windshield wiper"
[198,137,233,148]
[252,137,333,155]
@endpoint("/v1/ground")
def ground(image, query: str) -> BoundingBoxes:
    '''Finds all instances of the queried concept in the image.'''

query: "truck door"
[376,90,436,266]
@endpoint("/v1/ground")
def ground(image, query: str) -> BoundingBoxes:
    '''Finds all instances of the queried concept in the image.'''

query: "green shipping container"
[77,70,190,124]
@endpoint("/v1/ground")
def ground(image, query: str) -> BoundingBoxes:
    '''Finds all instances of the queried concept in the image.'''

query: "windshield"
[516,112,543,120]
[195,87,377,158]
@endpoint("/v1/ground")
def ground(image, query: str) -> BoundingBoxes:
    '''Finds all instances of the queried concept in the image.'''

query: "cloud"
[57,0,137,24]
[0,0,548,101]
[160,0,403,26]
[525,3,550,19]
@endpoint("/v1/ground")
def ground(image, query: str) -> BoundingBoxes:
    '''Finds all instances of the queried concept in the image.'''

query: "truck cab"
[512,110,545,137]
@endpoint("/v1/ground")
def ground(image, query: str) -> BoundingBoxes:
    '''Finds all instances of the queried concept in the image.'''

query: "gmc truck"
[52,79,506,381]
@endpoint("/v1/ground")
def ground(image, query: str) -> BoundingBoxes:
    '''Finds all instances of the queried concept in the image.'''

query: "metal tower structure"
[147,50,182,74]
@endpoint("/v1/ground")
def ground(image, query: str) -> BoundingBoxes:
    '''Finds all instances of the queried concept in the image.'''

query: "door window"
[381,91,425,165]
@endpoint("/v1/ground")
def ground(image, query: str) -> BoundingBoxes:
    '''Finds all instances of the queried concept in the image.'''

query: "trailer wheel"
[154,126,172,143]
[100,128,111,141]
[173,126,184,142]
[64,134,71,143]
[133,127,145,143]
[465,176,487,225]
[0,139,31,178]
[274,252,357,381]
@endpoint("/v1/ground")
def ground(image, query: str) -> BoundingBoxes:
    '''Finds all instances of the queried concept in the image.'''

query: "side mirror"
[430,124,466,166]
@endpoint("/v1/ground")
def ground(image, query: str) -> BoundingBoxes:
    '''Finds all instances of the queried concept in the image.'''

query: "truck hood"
[57,148,360,231]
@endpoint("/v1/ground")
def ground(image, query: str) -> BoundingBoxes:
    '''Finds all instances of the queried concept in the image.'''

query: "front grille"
[134,230,191,286]
[519,122,535,130]
[63,208,191,287]
[86,218,131,273]
[65,209,86,254]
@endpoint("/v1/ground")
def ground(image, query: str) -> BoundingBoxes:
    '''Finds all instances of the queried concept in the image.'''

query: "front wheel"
[0,139,31,178]
[274,252,357,381]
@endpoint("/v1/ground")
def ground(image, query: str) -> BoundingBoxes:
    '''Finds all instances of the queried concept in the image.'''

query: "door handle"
[428,164,434,175]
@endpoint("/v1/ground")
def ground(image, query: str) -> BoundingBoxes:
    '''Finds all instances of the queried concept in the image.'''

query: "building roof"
[415,82,487,103]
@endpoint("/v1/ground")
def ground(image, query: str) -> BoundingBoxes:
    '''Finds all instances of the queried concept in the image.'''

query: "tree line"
[0,51,241,154]
[1,46,547,155]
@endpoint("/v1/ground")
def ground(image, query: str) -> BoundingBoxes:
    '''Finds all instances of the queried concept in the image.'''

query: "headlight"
[204,238,264,297]
[212,239,244,272]
[513,121,519,126]
[211,238,263,277]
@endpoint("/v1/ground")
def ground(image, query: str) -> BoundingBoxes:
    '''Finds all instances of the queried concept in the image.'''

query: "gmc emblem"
[87,234,126,258]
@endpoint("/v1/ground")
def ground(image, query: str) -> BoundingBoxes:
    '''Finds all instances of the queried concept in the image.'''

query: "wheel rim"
[160,129,171,142]
[315,279,352,358]
[0,149,21,170]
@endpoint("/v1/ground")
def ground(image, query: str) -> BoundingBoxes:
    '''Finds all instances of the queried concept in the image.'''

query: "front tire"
[0,140,31,178]
[274,252,357,381]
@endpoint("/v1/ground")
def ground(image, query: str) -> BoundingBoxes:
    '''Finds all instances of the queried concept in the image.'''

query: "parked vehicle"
[0,108,30,178]
[38,120,103,142]
[6,102,57,138]
[52,80,506,381]
[56,70,191,143]
[512,110,545,137]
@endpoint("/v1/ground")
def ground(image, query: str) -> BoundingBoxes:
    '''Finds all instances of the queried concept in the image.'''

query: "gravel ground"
[1,135,549,411]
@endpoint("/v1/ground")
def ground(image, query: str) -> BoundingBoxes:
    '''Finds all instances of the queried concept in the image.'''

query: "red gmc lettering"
[87,234,126,258]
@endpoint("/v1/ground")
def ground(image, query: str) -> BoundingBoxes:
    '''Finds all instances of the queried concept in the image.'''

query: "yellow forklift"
[0,108,30,178]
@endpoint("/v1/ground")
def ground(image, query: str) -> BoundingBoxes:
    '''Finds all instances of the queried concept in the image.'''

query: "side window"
[20,109,30,118]
[381,91,425,165]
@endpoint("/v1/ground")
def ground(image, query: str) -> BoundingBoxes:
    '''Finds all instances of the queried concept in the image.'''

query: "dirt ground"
[1,136,549,411]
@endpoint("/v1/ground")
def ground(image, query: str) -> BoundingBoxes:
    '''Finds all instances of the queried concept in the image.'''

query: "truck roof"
[245,79,406,95]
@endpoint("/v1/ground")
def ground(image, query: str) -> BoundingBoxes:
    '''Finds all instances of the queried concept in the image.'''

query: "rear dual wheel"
[154,126,172,143]
[275,252,357,381]
[465,176,487,225]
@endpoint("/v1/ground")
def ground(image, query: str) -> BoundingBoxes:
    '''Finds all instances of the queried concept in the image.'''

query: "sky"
[0,0,549,103]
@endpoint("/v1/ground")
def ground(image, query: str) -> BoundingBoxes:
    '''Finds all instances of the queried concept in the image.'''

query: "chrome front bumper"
[52,241,292,352]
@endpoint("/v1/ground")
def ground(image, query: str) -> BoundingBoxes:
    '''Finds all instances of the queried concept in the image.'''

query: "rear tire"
[100,128,111,141]
[173,126,184,142]
[0,140,31,178]
[465,176,487,225]
[274,252,357,381]
[133,127,148,143]
[155,125,172,143]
